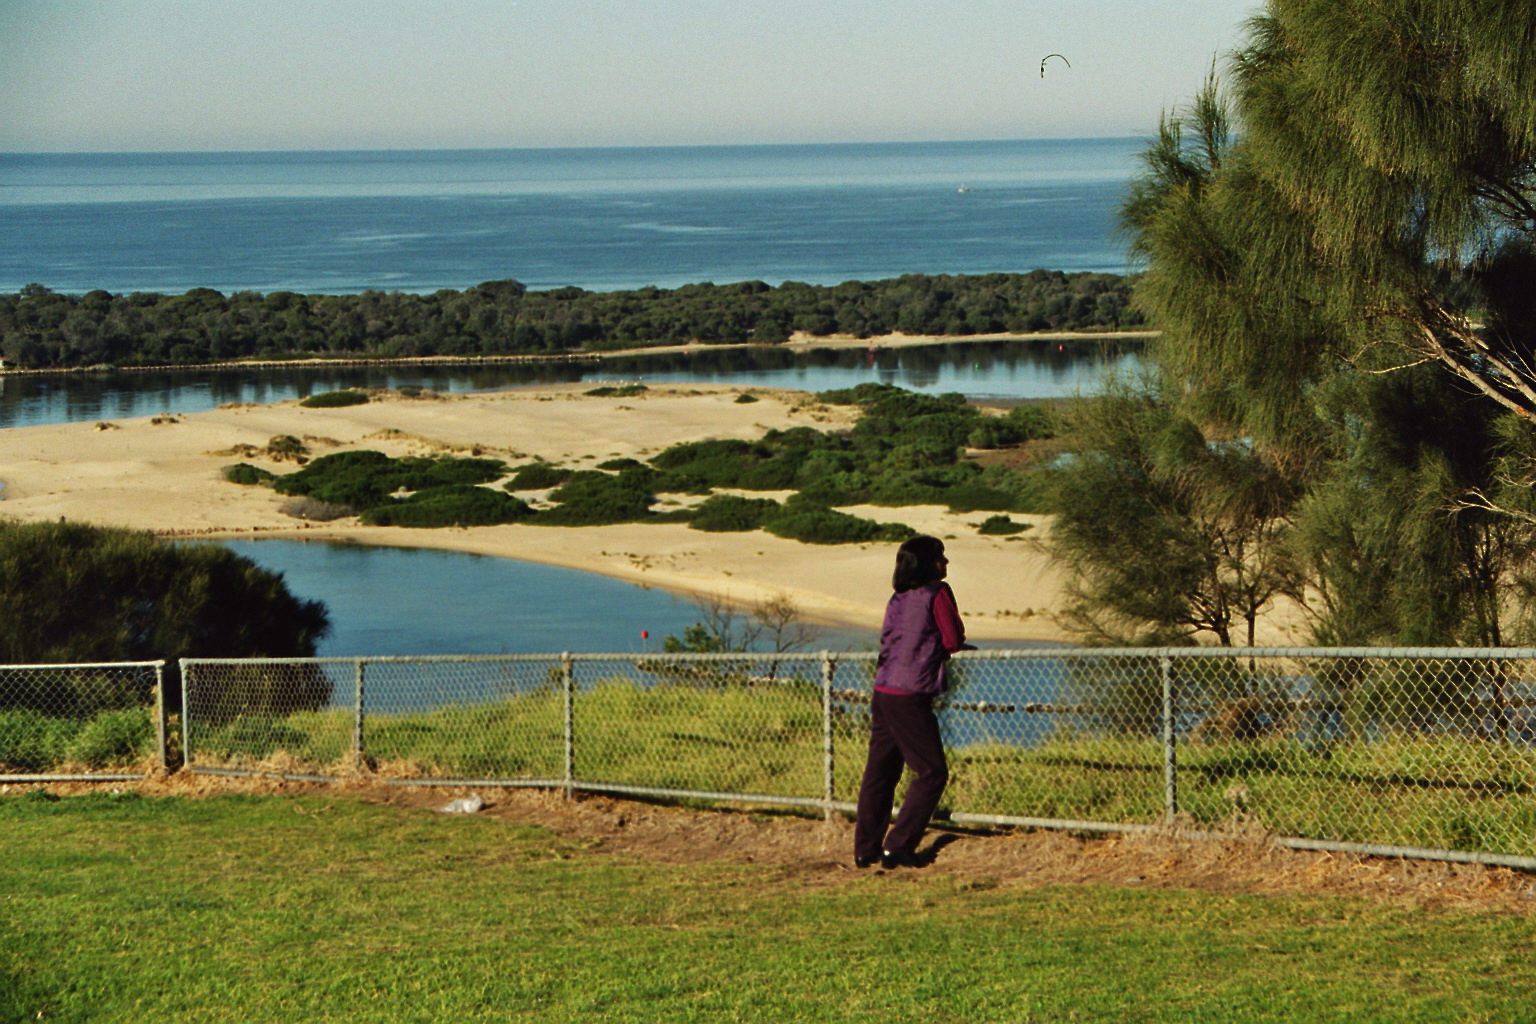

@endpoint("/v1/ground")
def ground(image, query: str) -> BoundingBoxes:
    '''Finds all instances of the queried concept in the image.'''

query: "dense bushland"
[0,271,1143,369]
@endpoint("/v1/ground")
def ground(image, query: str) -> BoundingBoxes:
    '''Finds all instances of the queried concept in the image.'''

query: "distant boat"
[957,186,971,193]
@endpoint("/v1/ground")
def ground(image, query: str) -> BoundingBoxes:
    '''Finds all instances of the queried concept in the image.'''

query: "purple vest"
[873,583,949,695]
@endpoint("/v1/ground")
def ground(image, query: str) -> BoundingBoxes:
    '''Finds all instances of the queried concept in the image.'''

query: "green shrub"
[597,457,647,471]
[734,393,760,403]
[223,463,275,486]
[361,486,533,527]
[537,472,654,525]
[303,389,370,408]
[412,456,508,486]
[1004,403,1058,440]
[763,501,915,545]
[273,451,509,514]
[649,436,810,491]
[397,385,424,398]
[977,514,1031,535]
[266,434,308,460]
[66,707,155,767]
[966,420,1024,449]
[584,383,648,397]
[299,389,369,408]
[797,470,873,506]
[689,495,782,532]
[965,406,1058,450]
[506,462,573,490]
[816,382,902,405]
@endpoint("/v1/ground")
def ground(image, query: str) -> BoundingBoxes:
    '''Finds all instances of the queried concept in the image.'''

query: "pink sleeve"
[932,585,966,652]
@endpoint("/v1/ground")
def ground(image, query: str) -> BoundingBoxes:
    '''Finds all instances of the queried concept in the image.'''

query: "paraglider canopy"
[1040,53,1070,77]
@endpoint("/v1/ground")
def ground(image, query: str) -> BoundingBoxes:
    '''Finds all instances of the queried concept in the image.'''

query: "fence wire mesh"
[0,662,165,780]
[178,648,1536,866]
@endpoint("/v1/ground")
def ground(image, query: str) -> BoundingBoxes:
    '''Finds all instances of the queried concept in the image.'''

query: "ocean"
[0,138,1142,296]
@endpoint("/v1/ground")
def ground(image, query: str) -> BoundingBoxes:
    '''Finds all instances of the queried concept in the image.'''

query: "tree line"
[0,270,1143,370]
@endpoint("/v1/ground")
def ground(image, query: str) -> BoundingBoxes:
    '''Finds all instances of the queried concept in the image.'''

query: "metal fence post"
[562,652,575,799]
[153,662,168,771]
[353,659,366,773]
[821,652,835,820]
[179,658,192,772]
[1161,654,1177,822]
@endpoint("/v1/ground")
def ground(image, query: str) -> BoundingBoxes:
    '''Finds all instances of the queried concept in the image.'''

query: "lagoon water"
[0,339,1142,430]
[3,139,1137,654]
[217,540,876,658]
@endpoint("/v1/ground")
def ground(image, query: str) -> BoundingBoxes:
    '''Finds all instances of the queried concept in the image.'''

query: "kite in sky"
[1040,54,1071,77]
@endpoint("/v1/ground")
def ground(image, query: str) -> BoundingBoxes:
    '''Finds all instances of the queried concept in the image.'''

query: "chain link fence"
[172,647,1536,869]
[0,662,167,781]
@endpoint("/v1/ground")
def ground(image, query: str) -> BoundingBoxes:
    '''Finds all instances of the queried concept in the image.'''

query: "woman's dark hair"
[892,535,946,592]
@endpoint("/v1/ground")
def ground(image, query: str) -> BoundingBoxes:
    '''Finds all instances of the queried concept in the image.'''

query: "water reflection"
[1,338,1144,429]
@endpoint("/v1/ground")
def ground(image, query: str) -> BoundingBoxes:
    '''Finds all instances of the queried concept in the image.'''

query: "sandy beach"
[0,382,1078,642]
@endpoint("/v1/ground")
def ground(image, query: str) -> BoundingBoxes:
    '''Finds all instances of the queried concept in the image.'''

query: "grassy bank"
[3,791,1532,1023]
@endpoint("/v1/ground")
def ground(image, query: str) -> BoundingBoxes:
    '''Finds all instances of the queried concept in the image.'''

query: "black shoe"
[880,848,917,869]
[854,855,877,869]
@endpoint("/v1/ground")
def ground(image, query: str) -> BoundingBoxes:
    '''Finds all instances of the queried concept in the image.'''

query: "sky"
[0,0,1264,152]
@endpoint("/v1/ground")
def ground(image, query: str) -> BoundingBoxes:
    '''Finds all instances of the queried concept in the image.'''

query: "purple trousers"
[854,690,949,859]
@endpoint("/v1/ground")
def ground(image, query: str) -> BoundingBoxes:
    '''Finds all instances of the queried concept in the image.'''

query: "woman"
[854,535,974,869]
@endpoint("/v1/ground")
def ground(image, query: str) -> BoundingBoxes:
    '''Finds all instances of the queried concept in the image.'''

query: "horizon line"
[0,135,1145,159]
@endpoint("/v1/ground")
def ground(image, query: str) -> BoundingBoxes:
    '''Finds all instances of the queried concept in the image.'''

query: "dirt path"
[28,772,1535,914]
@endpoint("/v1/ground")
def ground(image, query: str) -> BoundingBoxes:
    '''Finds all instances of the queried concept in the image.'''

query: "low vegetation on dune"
[223,383,1066,542]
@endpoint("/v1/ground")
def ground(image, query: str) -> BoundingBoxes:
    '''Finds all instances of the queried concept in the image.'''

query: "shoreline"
[155,521,1068,642]
[0,329,1154,378]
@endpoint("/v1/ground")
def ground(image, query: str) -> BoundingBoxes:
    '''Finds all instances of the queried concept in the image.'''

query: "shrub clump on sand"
[584,383,648,398]
[762,499,915,545]
[977,514,1031,536]
[688,494,782,533]
[273,451,508,512]
[299,389,369,408]
[223,463,275,486]
[266,435,309,462]
[505,462,573,490]
[361,485,533,527]
[536,471,655,525]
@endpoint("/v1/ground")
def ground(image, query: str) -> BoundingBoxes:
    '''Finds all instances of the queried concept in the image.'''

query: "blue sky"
[1,0,1263,152]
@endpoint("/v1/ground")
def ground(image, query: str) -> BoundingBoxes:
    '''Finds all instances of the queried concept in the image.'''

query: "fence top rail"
[0,660,165,671]
[991,646,1536,660]
[170,646,1536,669]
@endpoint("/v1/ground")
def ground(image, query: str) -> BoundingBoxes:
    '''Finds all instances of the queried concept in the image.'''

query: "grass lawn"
[2,791,1534,1023]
